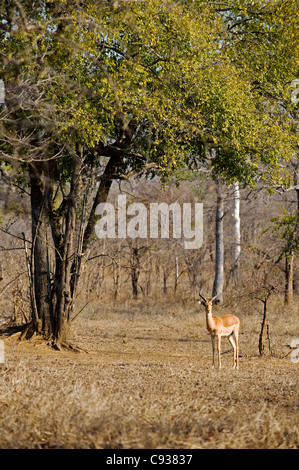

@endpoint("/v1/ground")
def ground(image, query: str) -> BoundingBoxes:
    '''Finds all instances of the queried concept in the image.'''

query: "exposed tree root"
[51,339,88,353]
[0,321,88,353]
[0,322,31,338]
[19,323,36,341]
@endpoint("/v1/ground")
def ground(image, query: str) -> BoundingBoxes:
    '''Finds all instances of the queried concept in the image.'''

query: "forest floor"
[0,299,298,449]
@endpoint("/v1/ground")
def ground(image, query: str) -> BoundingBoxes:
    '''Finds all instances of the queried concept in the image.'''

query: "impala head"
[198,293,220,313]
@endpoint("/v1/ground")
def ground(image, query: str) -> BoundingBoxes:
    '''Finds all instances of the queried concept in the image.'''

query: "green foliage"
[0,0,298,186]
[269,209,299,261]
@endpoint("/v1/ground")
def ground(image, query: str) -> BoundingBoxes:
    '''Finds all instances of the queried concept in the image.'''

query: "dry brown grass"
[0,296,298,449]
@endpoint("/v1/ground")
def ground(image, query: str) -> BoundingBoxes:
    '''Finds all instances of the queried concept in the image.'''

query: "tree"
[0,0,218,346]
[231,181,241,284]
[257,285,275,356]
[0,0,297,347]
[125,241,148,299]
[212,178,225,302]
[269,210,299,305]
[208,0,299,300]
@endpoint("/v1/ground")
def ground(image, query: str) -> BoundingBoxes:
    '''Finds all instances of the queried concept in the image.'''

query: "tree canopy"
[0,0,298,345]
[1,0,298,183]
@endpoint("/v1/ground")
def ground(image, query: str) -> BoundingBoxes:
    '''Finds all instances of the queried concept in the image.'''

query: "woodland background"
[0,0,298,449]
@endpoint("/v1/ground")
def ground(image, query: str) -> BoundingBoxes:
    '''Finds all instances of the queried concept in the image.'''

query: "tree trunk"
[212,179,225,302]
[258,288,274,356]
[27,154,84,348]
[174,255,179,294]
[23,135,129,347]
[259,297,268,356]
[232,182,241,285]
[82,153,123,254]
[29,161,54,337]
[131,247,140,299]
[113,260,119,300]
[294,164,299,294]
[285,252,294,305]
[53,155,82,347]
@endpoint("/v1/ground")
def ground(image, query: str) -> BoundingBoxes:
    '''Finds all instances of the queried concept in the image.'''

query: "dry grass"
[0,296,298,449]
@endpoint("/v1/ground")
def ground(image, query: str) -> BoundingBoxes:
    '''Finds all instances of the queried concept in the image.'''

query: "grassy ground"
[0,297,298,449]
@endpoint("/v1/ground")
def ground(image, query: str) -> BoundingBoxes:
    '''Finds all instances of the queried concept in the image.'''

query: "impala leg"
[217,335,222,369]
[211,336,216,368]
[235,330,239,370]
[228,334,237,369]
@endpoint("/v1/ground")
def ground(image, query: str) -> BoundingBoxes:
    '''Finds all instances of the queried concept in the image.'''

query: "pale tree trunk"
[293,162,299,294]
[212,179,225,302]
[285,252,294,305]
[284,160,298,303]
[232,182,241,285]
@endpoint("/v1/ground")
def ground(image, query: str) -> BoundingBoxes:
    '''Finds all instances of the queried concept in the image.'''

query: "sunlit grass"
[0,295,298,449]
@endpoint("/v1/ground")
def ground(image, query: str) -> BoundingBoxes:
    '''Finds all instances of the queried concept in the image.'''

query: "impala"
[199,293,240,369]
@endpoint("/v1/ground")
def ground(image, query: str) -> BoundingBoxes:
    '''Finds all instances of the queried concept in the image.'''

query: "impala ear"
[213,299,220,305]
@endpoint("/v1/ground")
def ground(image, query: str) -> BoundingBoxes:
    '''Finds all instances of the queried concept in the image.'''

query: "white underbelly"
[211,326,235,337]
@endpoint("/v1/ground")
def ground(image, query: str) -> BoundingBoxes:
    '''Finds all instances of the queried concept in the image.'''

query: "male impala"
[199,293,240,369]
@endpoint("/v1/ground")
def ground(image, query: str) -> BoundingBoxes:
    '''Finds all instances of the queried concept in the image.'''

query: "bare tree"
[257,286,275,356]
